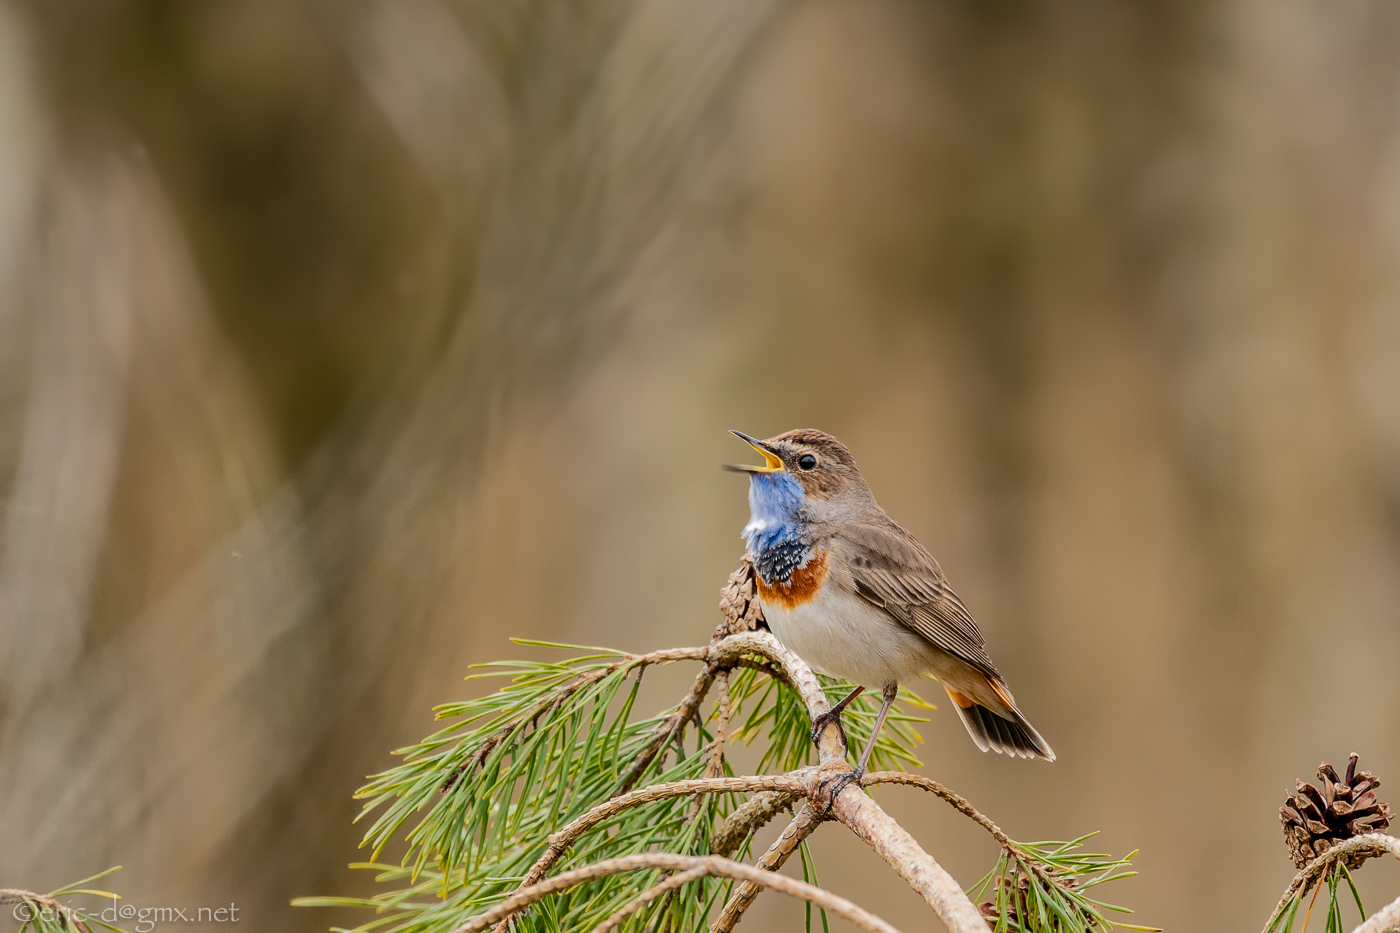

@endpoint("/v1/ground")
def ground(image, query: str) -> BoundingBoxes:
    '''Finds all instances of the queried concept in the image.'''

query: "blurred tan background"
[2,0,1400,931]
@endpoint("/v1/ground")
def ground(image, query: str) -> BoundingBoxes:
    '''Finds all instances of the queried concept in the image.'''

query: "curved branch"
[710,788,803,858]
[713,800,825,932]
[863,771,1083,910]
[863,772,1012,849]
[454,853,901,933]
[718,631,989,932]
[615,663,715,795]
[0,889,91,933]
[509,774,810,901]
[1263,834,1400,933]
[590,866,707,933]
[488,629,986,933]
[442,645,711,792]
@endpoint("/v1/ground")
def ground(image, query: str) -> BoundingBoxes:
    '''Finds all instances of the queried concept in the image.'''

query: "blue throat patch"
[743,472,810,584]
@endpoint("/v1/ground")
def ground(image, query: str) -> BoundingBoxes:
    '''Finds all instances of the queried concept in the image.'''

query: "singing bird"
[726,429,1053,796]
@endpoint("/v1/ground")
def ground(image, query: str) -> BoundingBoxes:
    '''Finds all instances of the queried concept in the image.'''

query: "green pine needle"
[966,835,1155,933]
[301,641,1150,933]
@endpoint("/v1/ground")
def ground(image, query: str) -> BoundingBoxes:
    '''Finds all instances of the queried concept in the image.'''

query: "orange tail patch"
[944,687,976,709]
[946,676,1016,713]
[987,676,1017,711]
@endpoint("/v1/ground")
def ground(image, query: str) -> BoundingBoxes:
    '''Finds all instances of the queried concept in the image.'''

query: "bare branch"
[488,630,987,933]
[590,866,707,933]
[863,772,1013,849]
[707,670,732,779]
[501,773,810,926]
[713,800,825,932]
[442,645,711,792]
[714,631,988,932]
[710,788,804,858]
[615,664,715,796]
[1263,833,1400,933]
[455,853,901,933]
[0,889,91,933]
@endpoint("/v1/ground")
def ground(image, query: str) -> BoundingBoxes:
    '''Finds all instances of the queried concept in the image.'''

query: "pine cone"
[1280,753,1393,869]
[715,555,766,639]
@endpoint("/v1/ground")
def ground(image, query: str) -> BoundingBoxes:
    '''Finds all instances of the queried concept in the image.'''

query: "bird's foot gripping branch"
[294,563,1151,933]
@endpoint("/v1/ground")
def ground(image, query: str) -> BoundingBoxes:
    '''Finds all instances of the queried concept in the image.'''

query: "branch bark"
[591,866,708,933]
[483,629,988,933]
[712,800,824,932]
[1263,833,1400,933]
[513,774,810,894]
[716,631,989,933]
[0,889,91,933]
[710,789,803,858]
[454,853,901,933]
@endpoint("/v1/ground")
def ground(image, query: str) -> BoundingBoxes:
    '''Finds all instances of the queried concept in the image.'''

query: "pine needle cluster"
[3,866,127,933]
[297,622,1150,932]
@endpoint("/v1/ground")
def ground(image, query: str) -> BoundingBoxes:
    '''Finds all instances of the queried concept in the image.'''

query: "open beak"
[723,430,785,473]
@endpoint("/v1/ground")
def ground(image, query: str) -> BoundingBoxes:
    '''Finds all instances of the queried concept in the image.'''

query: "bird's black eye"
[797,454,817,471]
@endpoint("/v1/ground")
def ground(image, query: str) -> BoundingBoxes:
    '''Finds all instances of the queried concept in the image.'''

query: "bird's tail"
[946,684,1055,762]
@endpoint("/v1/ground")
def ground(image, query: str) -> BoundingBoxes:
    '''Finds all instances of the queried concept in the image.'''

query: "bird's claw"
[808,709,848,749]
[815,766,865,815]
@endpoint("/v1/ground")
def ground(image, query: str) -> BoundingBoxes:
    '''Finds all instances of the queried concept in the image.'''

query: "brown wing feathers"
[838,518,1056,761]
[839,520,1001,679]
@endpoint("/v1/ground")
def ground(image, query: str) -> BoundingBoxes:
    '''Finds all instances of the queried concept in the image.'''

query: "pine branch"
[1262,834,1400,933]
[863,772,1014,848]
[712,800,825,932]
[616,664,716,797]
[710,787,805,858]
[590,866,709,933]
[511,774,810,896]
[1,867,128,933]
[302,567,1151,933]
[448,853,900,933]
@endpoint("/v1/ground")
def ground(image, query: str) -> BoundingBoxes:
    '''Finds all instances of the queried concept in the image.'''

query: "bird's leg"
[816,683,898,814]
[808,685,865,749]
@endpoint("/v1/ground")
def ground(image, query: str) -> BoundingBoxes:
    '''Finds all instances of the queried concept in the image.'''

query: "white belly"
[760,585,946,688]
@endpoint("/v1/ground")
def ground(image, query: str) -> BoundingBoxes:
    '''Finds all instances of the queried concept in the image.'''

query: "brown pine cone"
[1280,753,1393,869]
[715,555,766,639]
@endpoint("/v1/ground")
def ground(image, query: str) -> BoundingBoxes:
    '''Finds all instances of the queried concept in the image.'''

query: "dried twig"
[615,664,715,796]
[713,800,826,932]
[710,788,804,858]
[0,889,92,933]
[507,774,810,905]
[1261,833,1400,933]
[455,853,901,933]
[716,631,988,932]
[685,671,734,829]
[707,670,732,779]
[442,646,711,792]
[590,866,708,933]
[862,772,1013,849]
[483,629,988,933]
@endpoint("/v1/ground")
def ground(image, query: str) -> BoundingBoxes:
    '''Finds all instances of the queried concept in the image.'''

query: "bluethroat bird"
[726,429,1054,799]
